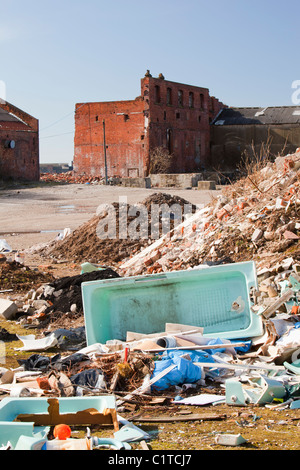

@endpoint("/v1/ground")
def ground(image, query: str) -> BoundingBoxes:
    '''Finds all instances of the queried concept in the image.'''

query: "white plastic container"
[43,438,92,450]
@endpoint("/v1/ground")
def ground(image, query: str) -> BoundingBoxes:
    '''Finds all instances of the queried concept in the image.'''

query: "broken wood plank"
[140,440,151,450]
[131,413,226,423]
[14,397,119,431]
[261,288,294,319]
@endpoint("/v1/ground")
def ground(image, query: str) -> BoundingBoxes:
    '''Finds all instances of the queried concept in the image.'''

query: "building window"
[167,128,173,154]
[178,90,183,107]
[164,111,166,120]
[155,85,161,103]
[95,115,99,121]
[176,112,180,119]
[167,87,172,105]
[189,92,194,108]
[200,93,205,109]
[124,114,129,122]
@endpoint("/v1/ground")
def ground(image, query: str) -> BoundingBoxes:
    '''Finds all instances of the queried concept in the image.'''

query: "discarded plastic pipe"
[140,342,247,353]
[194,362,285,371]
[155,336,177,348]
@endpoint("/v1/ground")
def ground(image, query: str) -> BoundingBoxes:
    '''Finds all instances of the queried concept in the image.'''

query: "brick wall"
[0,101,39,181]
[73,73,226,178]
[141,75,212,172]
[74,98,147,178]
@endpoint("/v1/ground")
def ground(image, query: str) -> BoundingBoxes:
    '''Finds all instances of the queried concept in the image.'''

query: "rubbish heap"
[120,150,300,277]
[40,171,105,184]
[39,193,197,266]
[0,151,300,450]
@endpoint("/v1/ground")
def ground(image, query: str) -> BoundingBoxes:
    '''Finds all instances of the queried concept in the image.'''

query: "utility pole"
[103,119,108,185]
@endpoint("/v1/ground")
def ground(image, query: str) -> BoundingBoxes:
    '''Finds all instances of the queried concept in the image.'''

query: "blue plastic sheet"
[151,350,213,391]
[206,338,252,354]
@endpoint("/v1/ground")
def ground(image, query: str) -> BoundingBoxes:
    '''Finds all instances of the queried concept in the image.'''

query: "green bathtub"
[81,261,263,344]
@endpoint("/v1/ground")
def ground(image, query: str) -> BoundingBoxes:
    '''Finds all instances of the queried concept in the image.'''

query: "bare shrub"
[149,146,175,174]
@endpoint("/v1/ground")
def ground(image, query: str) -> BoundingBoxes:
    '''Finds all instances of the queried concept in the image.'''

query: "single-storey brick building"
[0,100,39,181]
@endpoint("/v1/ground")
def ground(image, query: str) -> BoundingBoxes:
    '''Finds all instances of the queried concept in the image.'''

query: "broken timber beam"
[131,413,226,423]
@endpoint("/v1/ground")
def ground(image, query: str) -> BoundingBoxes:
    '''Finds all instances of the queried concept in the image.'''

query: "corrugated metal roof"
[212,106,300,126]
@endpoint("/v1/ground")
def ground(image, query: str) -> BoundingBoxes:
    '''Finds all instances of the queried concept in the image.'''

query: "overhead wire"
[39,102,89,133]
[40,101,142,140]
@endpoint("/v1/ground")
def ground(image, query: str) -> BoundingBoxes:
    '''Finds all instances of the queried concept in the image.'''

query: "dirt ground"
[0,181,215,276]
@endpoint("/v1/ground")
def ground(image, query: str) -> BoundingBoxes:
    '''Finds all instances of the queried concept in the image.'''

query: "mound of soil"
[43,193,198,266]
[0,260,55,293]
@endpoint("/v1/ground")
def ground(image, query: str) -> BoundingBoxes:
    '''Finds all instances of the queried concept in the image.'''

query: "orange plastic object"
[53,424,72,440]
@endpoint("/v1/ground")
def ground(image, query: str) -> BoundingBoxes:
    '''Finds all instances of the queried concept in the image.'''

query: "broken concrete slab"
[215,433,247,446]
[0,299,18,320]
[197,181,216,190]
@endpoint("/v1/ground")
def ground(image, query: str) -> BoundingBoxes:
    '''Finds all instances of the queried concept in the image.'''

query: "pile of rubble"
[40,171,106,185]
[0,257,54,293]
[39,193,197,266]
[120,151,300,277]
[0,267,120,329]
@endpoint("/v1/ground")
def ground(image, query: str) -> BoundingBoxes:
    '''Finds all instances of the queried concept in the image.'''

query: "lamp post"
[103,119,108,185]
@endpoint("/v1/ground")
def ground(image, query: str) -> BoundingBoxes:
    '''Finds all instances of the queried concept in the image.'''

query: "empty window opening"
[178,90,183,107]
[164,111,167,120]
[167,128,173,154]
[176,112,180,119]
[95,115,99,121]
[189,92,194,108]
[155,85,161,103]
[124,114,129,122]
[200,93,205,109]
[167,87,172,105]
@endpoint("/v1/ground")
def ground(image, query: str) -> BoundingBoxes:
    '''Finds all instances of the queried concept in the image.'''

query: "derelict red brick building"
[0,100,39,181]
[73,72,225,178]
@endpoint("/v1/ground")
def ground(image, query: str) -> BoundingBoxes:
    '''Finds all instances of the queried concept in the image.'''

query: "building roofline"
[142,75,209,92]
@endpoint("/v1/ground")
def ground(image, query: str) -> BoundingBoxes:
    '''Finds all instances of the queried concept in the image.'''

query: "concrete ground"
[0,183,218,252]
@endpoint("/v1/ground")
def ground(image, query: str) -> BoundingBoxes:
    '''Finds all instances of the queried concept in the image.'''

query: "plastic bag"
[0,239,12,252]
[151,350,212,390]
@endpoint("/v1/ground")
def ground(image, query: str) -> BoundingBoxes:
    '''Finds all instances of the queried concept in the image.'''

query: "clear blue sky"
[1,0,299,164]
